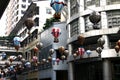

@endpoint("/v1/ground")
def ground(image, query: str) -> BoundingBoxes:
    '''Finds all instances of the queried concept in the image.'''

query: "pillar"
[103,59,112,80]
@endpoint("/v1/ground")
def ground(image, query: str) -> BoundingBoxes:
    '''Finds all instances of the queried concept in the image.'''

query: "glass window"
[21,10,25,14]
[107,10,120,28]
[107,0,120,5]
[84,0,100,9]
[21,4,26,8]
[74,61,103,80]
[70,19,79,37]
[35,7,39,15]
[70,0,79,16]
[28,0,32,3]
[34,17,39,26]
[22,0,26,2]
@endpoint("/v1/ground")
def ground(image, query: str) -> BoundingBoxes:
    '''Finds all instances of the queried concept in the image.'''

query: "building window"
[21,4,26,8]
[107,0,120,5]
[107,10,120,28]
[21,10,25,14]
[35,7,39,15]
[28,0,32,3]
[70,19,79,37]
[70,0,79,16]
[22,0,26,2]
[34,17,39,26]
[74,61,103,80]
[46,8,52,14]
[84,0,100,9]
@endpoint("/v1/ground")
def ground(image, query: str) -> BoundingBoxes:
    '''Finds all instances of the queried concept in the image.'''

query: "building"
[66,0,120,80]
[6,0,32,35]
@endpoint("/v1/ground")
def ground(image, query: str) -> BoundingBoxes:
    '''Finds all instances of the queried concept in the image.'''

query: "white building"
[6,0,32,36]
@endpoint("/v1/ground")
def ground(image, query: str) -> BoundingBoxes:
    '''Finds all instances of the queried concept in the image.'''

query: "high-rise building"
[5,0,32,35]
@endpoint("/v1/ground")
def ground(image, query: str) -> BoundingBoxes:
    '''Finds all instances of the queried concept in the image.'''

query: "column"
[103,59,112,80]
[52,70,56,80]
[68,44,74,80]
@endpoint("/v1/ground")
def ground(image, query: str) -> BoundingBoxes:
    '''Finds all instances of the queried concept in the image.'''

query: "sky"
[0,11,6,36]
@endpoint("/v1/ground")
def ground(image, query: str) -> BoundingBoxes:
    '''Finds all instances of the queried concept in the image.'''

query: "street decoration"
[114,40,120,56]
[58,46,65,54]
[24,18,35,34]
[13,36,21,51]
[78,47,85,57]
[32,56,38,63]
[77,35,85,45]
[33,47,39,54]
[36,42,43,49]
[50,0,67,19]
[51,27,61,43]
[97,37,105,49]
[96,47,102,57]
[56,58,60,65]
[1,52,6,60]
[24,62,31,68]
[86,50,92,57]
[89,11,101,29]
[49,49,55,55]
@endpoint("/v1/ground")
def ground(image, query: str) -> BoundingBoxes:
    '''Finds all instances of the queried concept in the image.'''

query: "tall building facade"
[67,0,120,80]
[6,0,32,35]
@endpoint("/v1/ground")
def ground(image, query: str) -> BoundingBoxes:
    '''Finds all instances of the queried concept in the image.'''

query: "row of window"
[70,0,120,16]
[70,10,120,37]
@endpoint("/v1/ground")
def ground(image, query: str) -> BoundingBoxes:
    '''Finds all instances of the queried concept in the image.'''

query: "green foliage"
[43,17,60,30]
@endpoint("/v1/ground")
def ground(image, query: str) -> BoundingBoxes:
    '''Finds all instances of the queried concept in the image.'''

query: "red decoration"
[56,58,60,65]
[78,47,85,57]
[33,47,39,53]
[51,27,61,43]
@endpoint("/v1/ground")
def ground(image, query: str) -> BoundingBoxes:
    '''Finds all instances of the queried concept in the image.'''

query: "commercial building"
[67,0,120,80]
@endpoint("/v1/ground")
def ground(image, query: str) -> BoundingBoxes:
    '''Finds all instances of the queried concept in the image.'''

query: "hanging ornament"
[77,35,85,45]
[51,27,61,43]
[33,47,39,53]
[58,46,65,54]
[24,18,35,34]
[49,49,55,55]
[97,37,105,49]
[64,50,69,56]
[50,0,67,19]
[42,59,47,63]
[1,52,6,60]
[24,62,31,68]
[89,11,101,29]
[73,53,78,60]
[78,47,85,58]
[96,47,102,57]
[13,36,21,51]
[48,56,52,62]
[52,58,56,65]
[116,40,120,47]
[61,55,66,63]
[17,55,23,61]
[86,50,92,57]
[36,42,43,49]
[56,58,60,65]
[32,56,38,63]
[115,45,120,56]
